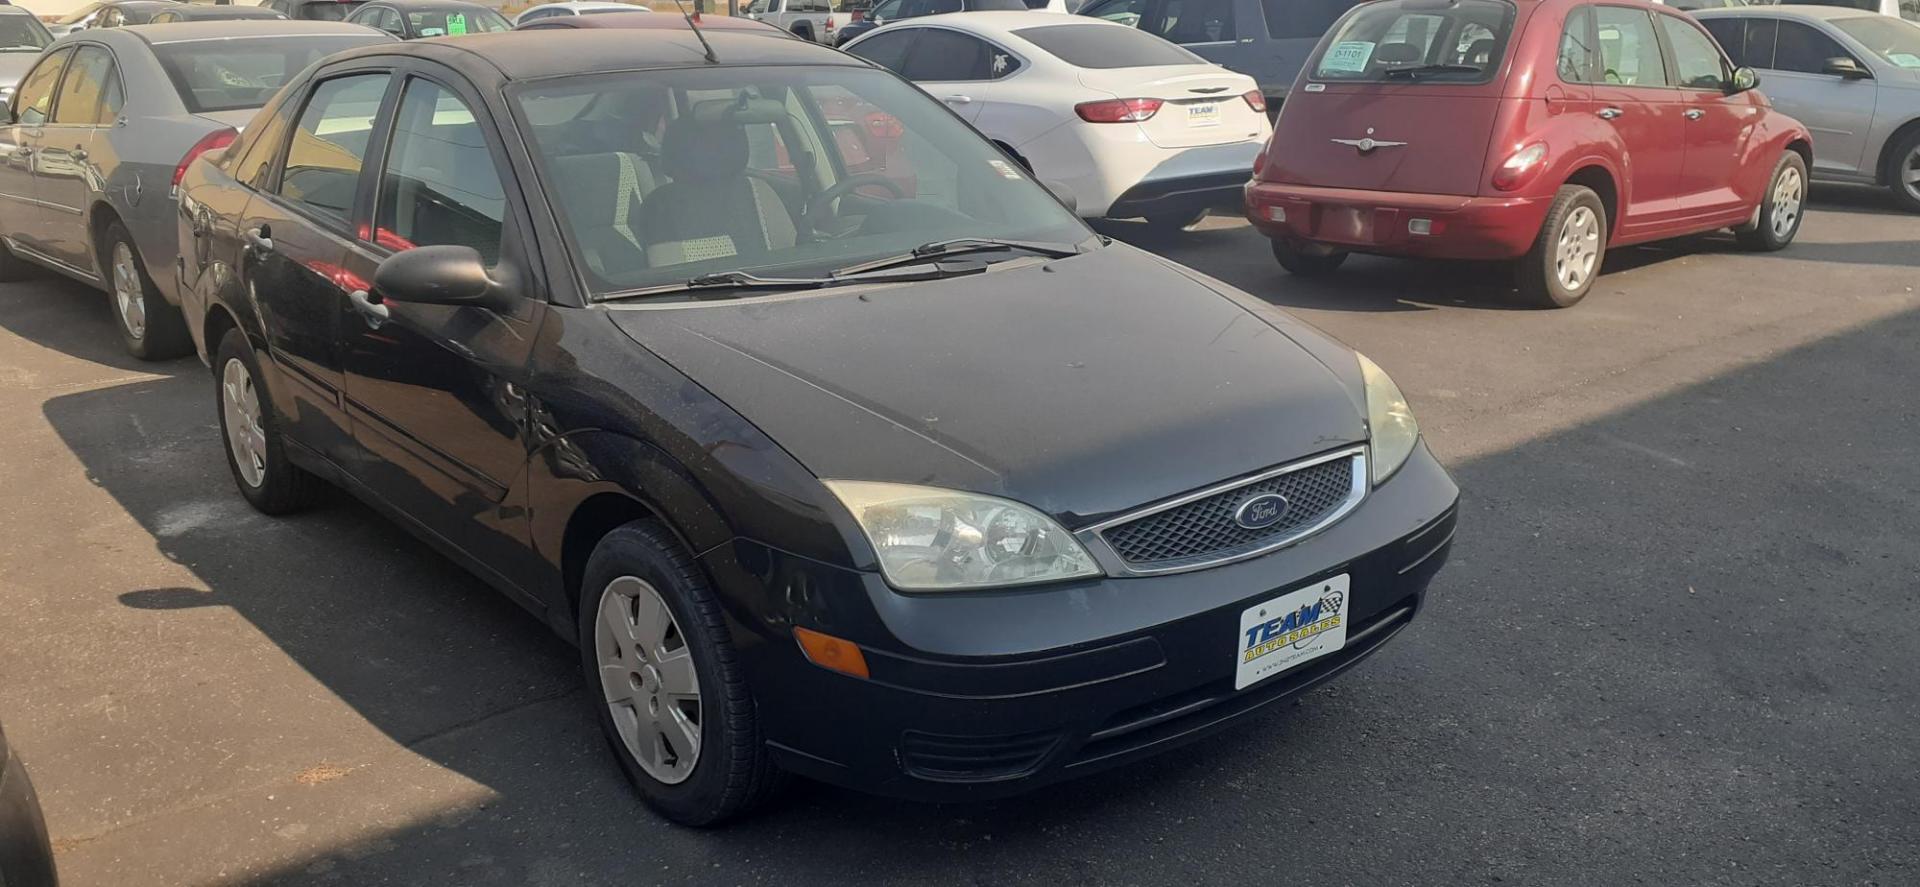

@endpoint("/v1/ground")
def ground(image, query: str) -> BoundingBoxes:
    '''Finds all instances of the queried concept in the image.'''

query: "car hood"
[0,53,38,89]
[607,243,1367,527]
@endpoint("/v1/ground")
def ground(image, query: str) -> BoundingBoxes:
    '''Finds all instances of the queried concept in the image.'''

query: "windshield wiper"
[826,237,1081,278]
[599,270,839,301]
[1381,63,1484,80]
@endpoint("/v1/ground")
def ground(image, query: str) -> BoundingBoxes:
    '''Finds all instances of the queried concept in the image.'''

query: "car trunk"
[1262,85,1502,196]
[1078,66,1264,150]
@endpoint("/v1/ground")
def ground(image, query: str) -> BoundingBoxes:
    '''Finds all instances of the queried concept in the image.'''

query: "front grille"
[1100,453,1362,571]
[899,729,1061,783]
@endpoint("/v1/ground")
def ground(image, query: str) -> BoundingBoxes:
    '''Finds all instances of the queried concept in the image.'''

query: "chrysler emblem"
[1233,493,1291,530]
[1331,127,1407,153]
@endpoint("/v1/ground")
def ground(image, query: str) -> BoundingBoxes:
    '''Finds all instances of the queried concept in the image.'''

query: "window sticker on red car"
[1323,40,1375,73]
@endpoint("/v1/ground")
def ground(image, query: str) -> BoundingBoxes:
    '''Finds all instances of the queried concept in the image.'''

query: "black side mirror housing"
[372,245,508,309]
[1822,56,1871,80]
[1728,65,1760,94]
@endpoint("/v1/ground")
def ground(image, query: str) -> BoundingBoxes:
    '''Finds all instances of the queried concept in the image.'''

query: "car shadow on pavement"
[0,273,198,377]
[26,265,1920,884]
[1808,182,1914,218]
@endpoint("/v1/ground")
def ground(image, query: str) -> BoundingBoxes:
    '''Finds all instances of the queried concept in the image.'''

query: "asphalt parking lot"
[3,185,1917,886]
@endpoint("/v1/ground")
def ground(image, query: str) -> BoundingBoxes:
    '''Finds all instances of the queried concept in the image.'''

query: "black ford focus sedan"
[175,29,1458,825]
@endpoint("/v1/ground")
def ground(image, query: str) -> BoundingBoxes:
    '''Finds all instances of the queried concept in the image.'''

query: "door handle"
[944,95,974,105]
[1683,108,1705,120]
[1597,107,1623,120]
[348,288,389,326]
[244,226,273,253]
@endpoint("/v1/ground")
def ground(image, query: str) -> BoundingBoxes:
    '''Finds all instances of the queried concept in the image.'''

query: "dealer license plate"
[1234,575,1350,690]
[1186,102,1221,127]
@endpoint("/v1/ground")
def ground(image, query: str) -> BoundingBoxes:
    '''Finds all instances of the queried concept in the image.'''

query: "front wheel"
[1516,185,1606,308]
[1270,238,1348,276]
[1736,151,1808,251]
[1884,129,1920,214]
[580,521,784,827]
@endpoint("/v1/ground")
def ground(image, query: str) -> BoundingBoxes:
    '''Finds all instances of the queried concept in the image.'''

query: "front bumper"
[1245,181,1550,261]
[702,443,1459,802]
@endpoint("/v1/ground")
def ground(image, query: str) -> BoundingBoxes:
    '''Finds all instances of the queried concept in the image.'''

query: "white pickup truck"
[741,0,837,42]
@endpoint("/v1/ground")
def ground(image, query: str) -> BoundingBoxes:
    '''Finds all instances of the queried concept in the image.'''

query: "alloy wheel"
[111,242,144,341]
[1771,164,1804,240]
[1553,205,1600,293]
[221,358,267,488]
[595,575,702,785]
[1901,147,1920,204]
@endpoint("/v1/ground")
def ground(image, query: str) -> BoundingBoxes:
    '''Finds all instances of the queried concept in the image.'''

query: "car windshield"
[152,34,393,112]
[513,65,1091,300]
[296,0,367,20]
[0,17,52,51]
[1014,23,1204,67]
[1833,14,1920,66]
[408,7,513,35]
[1310,0,1516,83]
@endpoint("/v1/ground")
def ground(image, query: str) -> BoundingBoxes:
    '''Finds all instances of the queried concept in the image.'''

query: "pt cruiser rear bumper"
[700,443,1459,802]
[1245,181,1552,260]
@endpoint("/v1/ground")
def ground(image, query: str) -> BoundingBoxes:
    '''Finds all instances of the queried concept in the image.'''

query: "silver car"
[1699,6,1920,210]
[0,8,54,107]
[0,21,394,359]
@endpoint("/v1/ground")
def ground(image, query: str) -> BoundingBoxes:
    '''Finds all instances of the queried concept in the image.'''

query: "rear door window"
[1151,0,1236,44]
[277,73,390,222]
[1592,6,1667,86]
[1014,22,1204,67]
[1310,0,1515,83]
[1081,0,1148,28]
[12,47,72,126]
[1772,20,1849,74]
[51,45,119,126]
[900,28,998,80]
[846,28,916,71]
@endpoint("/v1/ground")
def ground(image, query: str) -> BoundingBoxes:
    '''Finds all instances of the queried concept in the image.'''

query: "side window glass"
[846,29,916,72]
[1741,18,1778,70]
[1773,20,1847,75]
[1659,15,1727,88]
[1084,0,1149,28]
[1263,0,1362,40]
[1153,0,1235,44]
[52,46,113,125]
[1593,6,1668,86]
[1559,6,1596,82]
[1699,17,1745,68]
[277,73,389,223]
[14,48,72,126]
[374,79,507,265]
[901,29,993,80]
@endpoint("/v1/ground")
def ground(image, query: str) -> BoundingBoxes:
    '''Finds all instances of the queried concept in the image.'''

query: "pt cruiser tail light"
[1075,98,1162,123]
[1491,142,1548,192]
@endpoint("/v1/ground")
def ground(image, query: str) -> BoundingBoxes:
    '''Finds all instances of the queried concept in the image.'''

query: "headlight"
[1358,353,1418,485]
[822,480,1101,591]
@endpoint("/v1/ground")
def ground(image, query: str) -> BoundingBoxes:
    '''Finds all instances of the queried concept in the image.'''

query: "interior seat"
[548,151,658,278]
[637,115,797,269]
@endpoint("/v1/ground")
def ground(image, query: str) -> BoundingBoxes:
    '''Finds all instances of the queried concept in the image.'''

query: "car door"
[241,69,396,461]
[37,43,121,270]
[1586,5,1687,230]
[0,47,71,256]
[896,27,999,121]
[1754,18,1876,175]
[1657,11,1756,216]
[1141,0,1246,73]
[334,70,544,583]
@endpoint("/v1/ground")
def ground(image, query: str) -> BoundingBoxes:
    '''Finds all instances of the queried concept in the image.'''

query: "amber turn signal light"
[794,627,870,680]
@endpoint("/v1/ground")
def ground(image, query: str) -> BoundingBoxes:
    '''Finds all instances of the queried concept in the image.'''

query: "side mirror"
[1041,179,1077,214]
[1728,65,1760,93]
[372,245,507,308]
[1822,56,1871,80]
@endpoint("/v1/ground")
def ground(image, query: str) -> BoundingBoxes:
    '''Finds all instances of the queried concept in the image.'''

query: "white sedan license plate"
[1186,102,1221,127]
[1234,575,1349,690]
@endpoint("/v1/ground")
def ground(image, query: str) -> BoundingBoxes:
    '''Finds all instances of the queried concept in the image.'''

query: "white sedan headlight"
[1358,353,1419,485]
[823,480,1101,591]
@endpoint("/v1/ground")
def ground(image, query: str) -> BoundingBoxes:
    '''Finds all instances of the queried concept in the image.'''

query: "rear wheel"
[1270,238,1348,276]
[1516,185,1606,308]
[214,328,322,515]
[1884,129,1920,214]
[103,220,192,360]
[1736,151,1807,251]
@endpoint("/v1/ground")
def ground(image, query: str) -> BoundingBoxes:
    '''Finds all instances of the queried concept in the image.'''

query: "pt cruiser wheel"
[1518,185,1607,309]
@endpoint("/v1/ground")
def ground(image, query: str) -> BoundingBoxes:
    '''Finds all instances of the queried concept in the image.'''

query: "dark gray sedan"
[1699,5,1920,210]
[0,21,395,359]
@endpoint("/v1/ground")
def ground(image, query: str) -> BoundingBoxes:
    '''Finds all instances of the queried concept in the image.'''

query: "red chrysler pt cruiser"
[1244,0,1813,307]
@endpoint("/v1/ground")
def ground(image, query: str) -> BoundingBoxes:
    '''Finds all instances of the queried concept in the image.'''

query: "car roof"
[367,0,499,8]
[1694,3,1881,19]
[889,10,1108,36]
[325,27,858,79]
[121,19,387,42]
[531,11,785,30]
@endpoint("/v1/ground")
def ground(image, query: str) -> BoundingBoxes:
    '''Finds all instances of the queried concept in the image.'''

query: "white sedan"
[842,11,1270,227]
[513,1,649,26]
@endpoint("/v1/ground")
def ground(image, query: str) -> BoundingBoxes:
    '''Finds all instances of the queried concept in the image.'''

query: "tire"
[1270,238,1348,276]
[0,237,38,282]
[213,327,322,515]
[790,23,813,41]
[1736,151,1808,251]
[1884,129,1920,214]
[580,521,784,827]
[1515,185,1606,308]
[1144,208,1209,232]
[102,220,192,360]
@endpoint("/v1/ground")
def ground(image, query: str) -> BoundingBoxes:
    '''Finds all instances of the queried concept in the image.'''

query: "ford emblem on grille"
[1232,493,1291,530]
